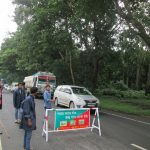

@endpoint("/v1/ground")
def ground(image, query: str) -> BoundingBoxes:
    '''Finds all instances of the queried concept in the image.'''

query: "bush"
[95,88,122,97]
[95,88,150,99]
[121,90,146,99]
[113,81,128,91]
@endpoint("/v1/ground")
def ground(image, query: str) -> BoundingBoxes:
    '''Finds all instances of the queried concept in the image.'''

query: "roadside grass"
[99,96,150,116]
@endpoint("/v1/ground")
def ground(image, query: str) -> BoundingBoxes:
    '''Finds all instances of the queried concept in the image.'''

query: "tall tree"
[114,0,150,89]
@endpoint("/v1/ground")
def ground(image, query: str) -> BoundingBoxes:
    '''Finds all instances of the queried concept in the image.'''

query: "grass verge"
[99,96,150,116]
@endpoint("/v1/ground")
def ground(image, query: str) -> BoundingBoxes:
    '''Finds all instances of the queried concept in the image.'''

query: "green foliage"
[0,0,149,95]
[121,90,150,99]
[100,97,150,116]
[96,88,150,99]
[113,81,128,91]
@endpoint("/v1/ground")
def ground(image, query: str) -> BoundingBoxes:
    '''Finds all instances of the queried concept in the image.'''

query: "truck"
[23,72,56,98]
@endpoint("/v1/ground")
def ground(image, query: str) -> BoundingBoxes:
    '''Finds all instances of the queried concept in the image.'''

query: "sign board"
[55,109,90,130]
[42,108,101,142]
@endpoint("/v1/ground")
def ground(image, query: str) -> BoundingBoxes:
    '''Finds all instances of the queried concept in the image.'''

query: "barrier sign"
[55,109,90,130]
[42,108,101,142]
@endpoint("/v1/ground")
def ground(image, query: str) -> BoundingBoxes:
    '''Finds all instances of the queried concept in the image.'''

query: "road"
[0,90,150,150]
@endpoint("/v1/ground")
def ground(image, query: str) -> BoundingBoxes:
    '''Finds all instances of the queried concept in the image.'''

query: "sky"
[0,0,17,48]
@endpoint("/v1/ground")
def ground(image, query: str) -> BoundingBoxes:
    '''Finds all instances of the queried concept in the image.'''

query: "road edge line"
[131,144,147,150]
[102,111,150,126]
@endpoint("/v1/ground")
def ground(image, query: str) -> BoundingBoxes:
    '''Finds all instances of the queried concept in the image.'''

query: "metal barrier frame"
[42,108,101,142]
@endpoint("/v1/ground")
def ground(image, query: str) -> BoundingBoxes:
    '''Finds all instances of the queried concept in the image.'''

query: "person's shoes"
[29,146,33,150]
[14,120,18,123]
[23,147,33,150]
[17,119,21,124]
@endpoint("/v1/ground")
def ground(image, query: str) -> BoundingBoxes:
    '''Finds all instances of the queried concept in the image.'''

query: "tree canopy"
[0,0,149,91]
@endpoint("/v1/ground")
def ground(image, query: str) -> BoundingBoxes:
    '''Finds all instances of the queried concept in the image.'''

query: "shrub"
[121,90,146,99]
[113,81,128,91]
[95,88,150,99]
[98,88,122,97]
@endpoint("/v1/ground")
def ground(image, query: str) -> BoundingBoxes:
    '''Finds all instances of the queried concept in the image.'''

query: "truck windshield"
[38,79,46,84]
[71,87,91,95]
[38,79,56,84]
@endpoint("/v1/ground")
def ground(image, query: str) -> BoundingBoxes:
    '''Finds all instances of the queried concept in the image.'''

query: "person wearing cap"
[13,82,26,123]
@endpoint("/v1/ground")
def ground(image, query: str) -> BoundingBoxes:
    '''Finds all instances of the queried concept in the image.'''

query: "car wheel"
[55,98,58,106]
[69,102,75,109]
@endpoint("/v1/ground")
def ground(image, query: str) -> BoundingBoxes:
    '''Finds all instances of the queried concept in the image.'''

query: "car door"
[57,87,65,105]
[63,88,72,107]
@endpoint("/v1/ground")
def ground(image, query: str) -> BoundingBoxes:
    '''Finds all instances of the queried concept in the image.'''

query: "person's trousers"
[15,108,22,120]
[24,129,32,150]
[15,108,19,120]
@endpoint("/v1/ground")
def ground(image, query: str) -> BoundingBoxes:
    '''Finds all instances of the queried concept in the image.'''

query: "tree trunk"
[69,52,75,85]
[136,64,140,90]
[146,63,150,87]
[126,71,129,87]
[92,59,101,90]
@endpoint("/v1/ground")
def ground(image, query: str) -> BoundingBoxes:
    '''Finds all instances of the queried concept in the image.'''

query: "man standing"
[13,82,26,123]
[0,82,3,110]
[0,82,3,134]
[43,84,54,110]
[20,87,38,150]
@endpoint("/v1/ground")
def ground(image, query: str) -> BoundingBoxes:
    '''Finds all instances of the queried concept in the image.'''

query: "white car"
[53,85,100,108]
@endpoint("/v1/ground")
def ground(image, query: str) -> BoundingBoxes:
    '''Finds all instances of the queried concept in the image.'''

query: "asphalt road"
[0,90,150,150]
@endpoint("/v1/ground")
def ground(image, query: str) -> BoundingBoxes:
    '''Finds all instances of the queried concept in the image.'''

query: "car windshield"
[71,87,91,95]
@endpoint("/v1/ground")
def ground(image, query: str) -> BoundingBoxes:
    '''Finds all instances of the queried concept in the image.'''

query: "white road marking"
[131,144,147,150]
[102,111,150,126]
[0,136,2,150]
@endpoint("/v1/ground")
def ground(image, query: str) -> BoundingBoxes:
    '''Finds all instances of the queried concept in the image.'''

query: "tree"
[114,0,150,90]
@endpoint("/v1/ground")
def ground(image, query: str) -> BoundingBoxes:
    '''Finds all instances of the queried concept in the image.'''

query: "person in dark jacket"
[0,82,3,134]
[20,87,38,150]
[13,82,26,123]
[0,82,3,110]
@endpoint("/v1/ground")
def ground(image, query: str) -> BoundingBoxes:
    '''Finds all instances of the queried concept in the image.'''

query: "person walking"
[20,87,38,150]
[13,82,26,123]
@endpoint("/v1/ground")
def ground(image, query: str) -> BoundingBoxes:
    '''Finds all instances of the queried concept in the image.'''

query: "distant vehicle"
[4,84,9,89]
[10,82,18,92]
[53,85,100,108]
[6,85,11,91]
[24,71,56,97]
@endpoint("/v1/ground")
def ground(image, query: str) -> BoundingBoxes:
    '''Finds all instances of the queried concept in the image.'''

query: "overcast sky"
[0,0,17,48]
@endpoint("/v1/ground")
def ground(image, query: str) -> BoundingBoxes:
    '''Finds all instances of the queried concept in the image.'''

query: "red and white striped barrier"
[42,108,101,142]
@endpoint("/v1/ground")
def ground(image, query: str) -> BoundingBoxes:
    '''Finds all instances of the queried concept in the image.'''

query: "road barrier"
[42,108,101,142]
